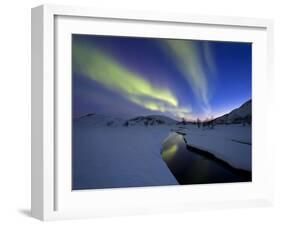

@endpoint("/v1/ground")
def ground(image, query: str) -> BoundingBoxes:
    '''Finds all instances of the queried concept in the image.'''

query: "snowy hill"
[124,115,178,126]
[215,100,252,124]
[76,113,178,127]
[76,113,126,127]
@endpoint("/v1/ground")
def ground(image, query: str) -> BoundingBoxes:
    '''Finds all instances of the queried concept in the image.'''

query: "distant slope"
[76,113,126,127]
[124,115,178,126]
[76,113,178,127]
[215,100,252,124]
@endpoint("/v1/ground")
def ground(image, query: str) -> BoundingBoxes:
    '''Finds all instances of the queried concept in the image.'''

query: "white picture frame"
[31,4,274,221]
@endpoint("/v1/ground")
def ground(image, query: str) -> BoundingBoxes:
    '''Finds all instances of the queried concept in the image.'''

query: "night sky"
[72,34,251,121]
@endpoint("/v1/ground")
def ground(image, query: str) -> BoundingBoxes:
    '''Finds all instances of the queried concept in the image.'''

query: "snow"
[76,113,126,127]
[73,122,178,189]
[180,124,252,171]
[73,113,252,189]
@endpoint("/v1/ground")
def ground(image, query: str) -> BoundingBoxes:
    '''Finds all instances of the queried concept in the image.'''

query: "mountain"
[76,113,178,127]
[124,115,178,126]
[214,100,252,124]
[76,113,126,127]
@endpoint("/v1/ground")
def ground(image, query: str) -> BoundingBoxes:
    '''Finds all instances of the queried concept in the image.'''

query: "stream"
[161,132,251,185]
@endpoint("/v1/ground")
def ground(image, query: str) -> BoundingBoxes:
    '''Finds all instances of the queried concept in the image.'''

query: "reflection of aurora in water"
[162,144,178,161]
[161,133,251,185]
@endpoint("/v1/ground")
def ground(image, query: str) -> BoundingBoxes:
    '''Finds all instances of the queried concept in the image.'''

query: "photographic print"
[72,34,252,190]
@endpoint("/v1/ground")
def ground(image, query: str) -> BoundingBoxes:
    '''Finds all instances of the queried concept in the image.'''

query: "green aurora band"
[73,43,192,119]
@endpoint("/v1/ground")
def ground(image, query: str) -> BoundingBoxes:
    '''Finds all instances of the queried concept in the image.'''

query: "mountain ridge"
[76,99,252,126]
[214,99,251,124]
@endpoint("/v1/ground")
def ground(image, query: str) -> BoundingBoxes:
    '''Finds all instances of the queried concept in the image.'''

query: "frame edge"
[31,5,44,221]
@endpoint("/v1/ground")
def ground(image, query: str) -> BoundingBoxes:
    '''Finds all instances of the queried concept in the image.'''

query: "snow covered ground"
[179,124,252,171]
[73,114,251,189]
[72,121,178,189]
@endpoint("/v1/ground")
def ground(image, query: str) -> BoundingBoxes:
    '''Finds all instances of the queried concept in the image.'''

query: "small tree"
[202,118,209,129]
[197,118,201,128]
[210,116,214,129]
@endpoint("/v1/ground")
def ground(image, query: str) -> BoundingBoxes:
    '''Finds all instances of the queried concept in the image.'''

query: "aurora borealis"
[72,34,251,121]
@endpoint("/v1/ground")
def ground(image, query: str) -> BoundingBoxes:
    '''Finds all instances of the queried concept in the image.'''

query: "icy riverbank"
[180,124,252,171]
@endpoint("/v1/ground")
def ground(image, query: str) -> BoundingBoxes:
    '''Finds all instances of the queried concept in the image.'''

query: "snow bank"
[73,123,178,189]
[182,124,251,171]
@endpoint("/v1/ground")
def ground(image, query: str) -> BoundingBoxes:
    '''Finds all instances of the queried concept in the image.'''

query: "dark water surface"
[161,133,251,185]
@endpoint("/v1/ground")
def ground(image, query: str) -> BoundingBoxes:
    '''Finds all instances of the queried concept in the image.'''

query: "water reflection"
[162,144,178,161]
[161,133,251,185]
